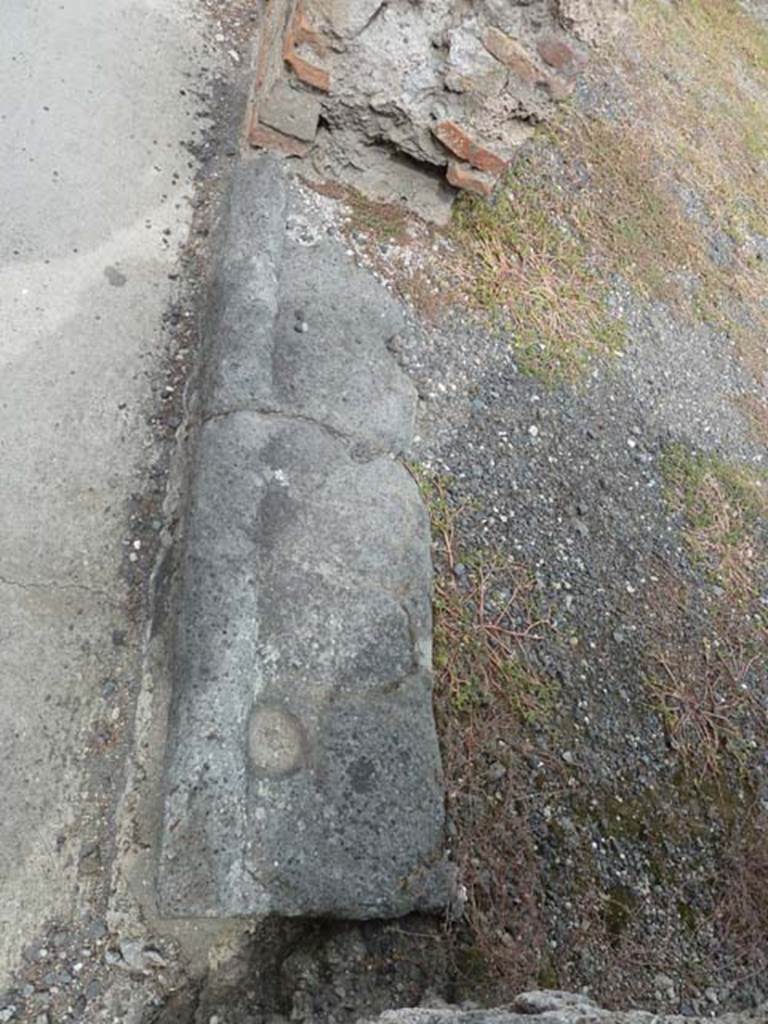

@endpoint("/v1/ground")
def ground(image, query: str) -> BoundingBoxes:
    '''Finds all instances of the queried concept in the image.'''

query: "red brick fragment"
[433,121,507,176]
[284,52,330,92]
[483,27,546,85]
[446,160,496,197]
[295,10,327,55]
[536,34,587,75]
[283,1,331,92]
[249,117,311,158]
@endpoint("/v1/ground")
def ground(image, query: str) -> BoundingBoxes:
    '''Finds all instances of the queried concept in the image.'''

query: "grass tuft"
[451,152,628,385]
[649,446,768,776]
[414,469,557,994]
[660,444,768,600]
[716,811,768,981]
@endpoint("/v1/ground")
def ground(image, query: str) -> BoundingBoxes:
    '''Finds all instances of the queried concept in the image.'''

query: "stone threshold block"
[158,157,449,918]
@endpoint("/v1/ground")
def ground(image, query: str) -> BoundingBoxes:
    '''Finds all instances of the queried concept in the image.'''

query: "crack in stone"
[350,0,388,39]
[0,571,117,603]
[202,403,397,458]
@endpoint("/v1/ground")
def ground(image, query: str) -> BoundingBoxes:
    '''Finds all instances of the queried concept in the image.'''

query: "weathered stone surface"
[250,118,312,157]
[159,156,448,918]
[255,0,297,97]
[445,24,509,97]
[359,991,768,1024]
[308,126,457,224]
[160,414,447,917]
[204,168,416,452]
[556,0,632,45]
[318,0,384,39]
[206,156,288,306]
[545,75,576,101]
[259,80,321,142]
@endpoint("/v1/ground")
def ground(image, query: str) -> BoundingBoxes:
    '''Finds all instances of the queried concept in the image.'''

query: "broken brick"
[536,34,587,75]
[433,121,508,176]
[284,52,331,92]
[446,160,496,197]
[483,27,547,86]
[283,1,331,92]
[249,116,311,158]
[295,10,327,55]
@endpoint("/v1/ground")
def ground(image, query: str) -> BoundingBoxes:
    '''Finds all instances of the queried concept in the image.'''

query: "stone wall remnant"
[248,0,631,219]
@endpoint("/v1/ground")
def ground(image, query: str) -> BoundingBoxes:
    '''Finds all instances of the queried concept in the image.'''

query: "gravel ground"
[399,287,768,1012]
[277,9,768,1014]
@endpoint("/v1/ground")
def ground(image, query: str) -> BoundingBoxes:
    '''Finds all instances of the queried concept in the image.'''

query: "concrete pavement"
[0,0,210,987]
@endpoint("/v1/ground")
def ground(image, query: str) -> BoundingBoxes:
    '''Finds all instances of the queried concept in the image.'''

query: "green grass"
[446,0,768,386]
[451,154,627,385]
[660,445,768,591]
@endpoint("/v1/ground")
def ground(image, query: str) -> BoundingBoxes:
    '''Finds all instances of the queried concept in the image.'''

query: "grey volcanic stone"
[205,183,415,452]
[359,991,768,1024]
[260,80,321,143]
[201,156,287,412]
[159,156,448,917]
